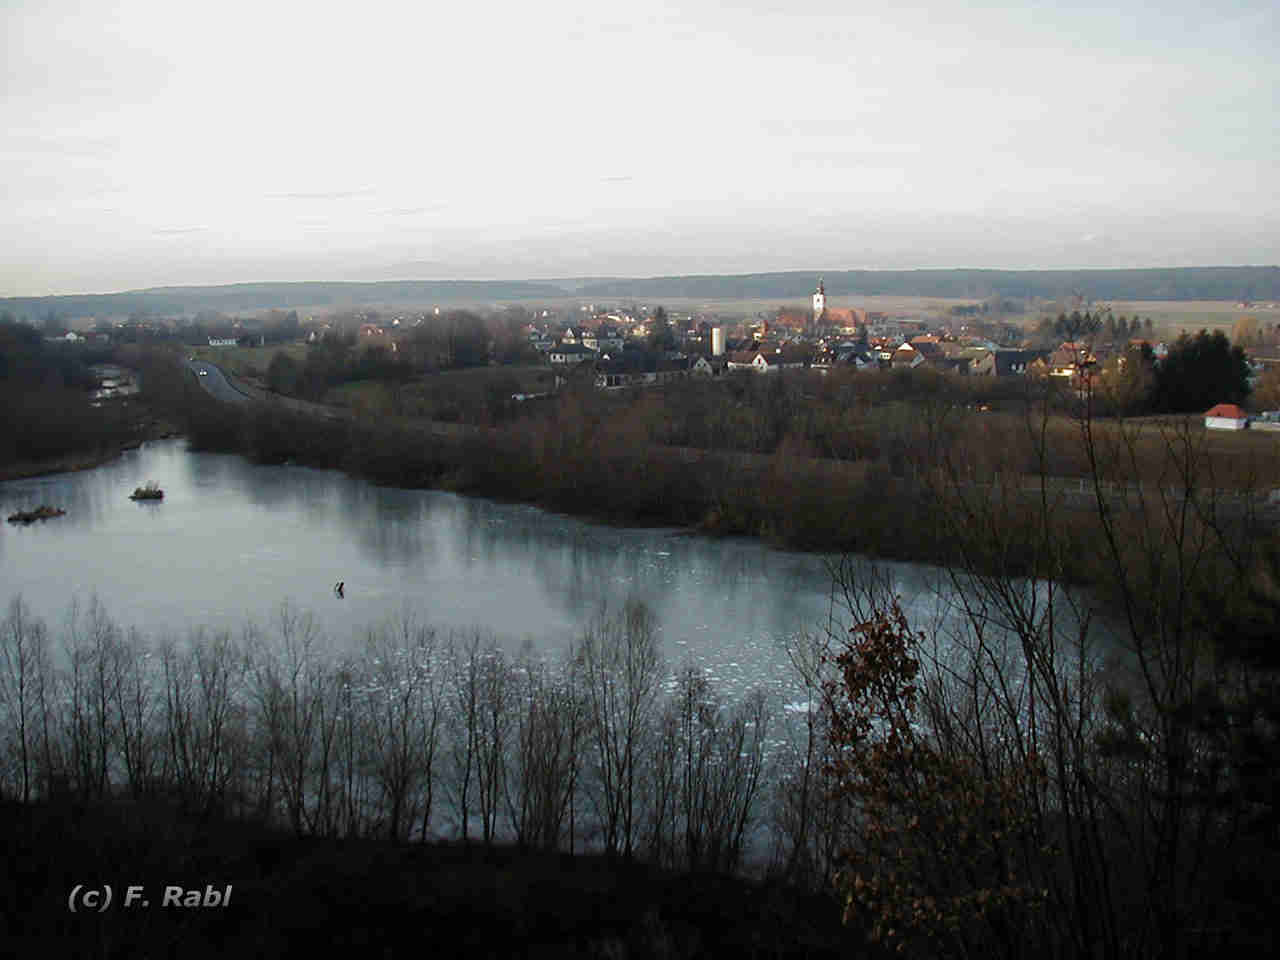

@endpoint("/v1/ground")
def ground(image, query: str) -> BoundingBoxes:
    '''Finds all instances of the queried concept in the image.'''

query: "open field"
[1009,410,1280,489]
[1100,299,1273,337]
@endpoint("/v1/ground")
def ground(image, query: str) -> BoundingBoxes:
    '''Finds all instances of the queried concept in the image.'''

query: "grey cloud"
[4,133,121,157]
[381,205,445,216]
[265,189,374,201]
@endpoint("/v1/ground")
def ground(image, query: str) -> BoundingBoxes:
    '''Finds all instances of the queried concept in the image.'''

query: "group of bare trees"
[799,391,1280,958]
[0,596,777,875]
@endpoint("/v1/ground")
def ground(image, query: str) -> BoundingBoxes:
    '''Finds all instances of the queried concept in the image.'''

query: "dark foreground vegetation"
[0,588,864,957]
[1,796,856,958]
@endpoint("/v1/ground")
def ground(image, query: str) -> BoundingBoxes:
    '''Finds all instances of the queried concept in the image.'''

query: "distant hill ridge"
[0,279,569,320]
[575,266,1280,302]
[3,266,1278,318]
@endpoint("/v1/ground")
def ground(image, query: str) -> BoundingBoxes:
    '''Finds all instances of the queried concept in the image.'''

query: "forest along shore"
[171,371,1271,589]
[0,421,181,483]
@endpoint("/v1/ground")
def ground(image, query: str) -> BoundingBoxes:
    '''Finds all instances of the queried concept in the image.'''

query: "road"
[185,357,253,407]
[183,355,478,438]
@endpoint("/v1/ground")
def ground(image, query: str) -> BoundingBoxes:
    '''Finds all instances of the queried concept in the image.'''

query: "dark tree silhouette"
[1154,329,1250,412]
[1053,310,1103,342]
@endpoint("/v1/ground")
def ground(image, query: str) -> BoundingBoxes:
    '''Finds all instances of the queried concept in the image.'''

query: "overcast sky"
[2,0,1276,296]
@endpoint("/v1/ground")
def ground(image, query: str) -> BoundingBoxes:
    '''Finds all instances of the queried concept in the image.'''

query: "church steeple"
[812,277,826,321]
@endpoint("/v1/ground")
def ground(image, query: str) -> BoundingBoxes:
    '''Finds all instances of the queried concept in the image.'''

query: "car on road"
[198,369,208,376]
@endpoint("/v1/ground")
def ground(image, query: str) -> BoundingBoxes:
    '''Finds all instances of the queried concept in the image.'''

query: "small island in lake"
[129,481,164,501]
[7,505,67,524]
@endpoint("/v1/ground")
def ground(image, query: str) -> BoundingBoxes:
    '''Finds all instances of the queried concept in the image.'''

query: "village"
[29,276,1280,430]
[509,281,1276,428]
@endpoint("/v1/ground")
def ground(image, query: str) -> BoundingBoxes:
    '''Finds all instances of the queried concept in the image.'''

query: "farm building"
[1204,403,1249,430]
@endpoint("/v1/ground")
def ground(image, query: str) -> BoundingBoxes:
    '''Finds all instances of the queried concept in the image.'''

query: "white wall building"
[1204,403,1249,430]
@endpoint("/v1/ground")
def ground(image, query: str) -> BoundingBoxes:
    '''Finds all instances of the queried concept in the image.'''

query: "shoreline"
[0,422,182,484]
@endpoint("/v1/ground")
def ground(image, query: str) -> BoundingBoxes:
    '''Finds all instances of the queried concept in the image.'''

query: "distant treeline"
[0,279,568,323]
[5,267,1279,323]
[577,266,1280,302]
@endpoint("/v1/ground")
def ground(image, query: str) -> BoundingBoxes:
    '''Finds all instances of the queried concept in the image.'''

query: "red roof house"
[1204,404,1248,430]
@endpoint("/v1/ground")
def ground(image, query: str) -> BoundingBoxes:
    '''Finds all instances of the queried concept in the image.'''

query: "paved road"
[185,356,362,423]
[185,357,253,406]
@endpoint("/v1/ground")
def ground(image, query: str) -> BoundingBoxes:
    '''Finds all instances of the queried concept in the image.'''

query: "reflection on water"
[2,439,967,701]
[89,364,140,402]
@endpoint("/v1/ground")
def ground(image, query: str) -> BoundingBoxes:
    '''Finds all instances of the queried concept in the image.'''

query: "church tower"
[812,277,826,324]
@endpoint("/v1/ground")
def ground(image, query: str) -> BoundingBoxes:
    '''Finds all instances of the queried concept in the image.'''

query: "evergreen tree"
[1154,329,1250,412]
[1054,310,1102,342]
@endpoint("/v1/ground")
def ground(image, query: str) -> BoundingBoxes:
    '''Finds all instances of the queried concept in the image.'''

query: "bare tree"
[577,600,664,858]
[670,666,770,873]
[771,626,837,886]
[159,635,198,808]
[60,596,123,801]
[305,652,348,838]
[193,629,249,815]
[720,686,770,872]
[0,597,50,802]
[644,695,681,866]
[412,627,446,844]
[505,643,581,850]
[107,627,163,799]
[332,657,375,838]
[246,603,327,834]
[364,614,442,841]
[473,643,513,845]
[445,631,484,842]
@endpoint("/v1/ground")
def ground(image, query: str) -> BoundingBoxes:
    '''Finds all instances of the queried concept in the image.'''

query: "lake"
[0,440,964,701]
